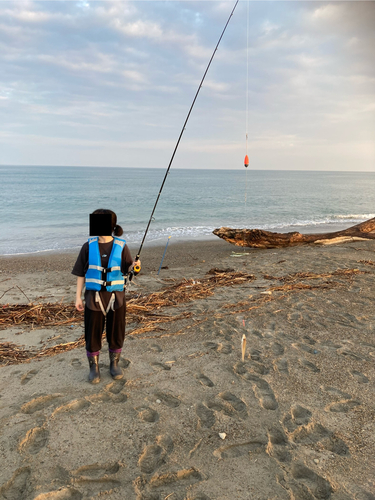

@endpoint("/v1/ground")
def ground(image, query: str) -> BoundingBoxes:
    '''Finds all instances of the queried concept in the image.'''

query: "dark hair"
[92,208,123,237]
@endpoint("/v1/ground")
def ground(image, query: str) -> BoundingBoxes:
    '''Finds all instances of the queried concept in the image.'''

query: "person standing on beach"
[72,208,140,384]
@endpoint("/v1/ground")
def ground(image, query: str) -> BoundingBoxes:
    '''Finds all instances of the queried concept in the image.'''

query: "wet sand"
[0,238,374,500]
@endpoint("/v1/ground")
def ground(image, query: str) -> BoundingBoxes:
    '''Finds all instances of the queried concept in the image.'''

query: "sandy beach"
[0,238,374,500]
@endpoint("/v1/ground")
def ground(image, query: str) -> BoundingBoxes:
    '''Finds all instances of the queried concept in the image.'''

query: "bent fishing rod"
[130,0,239,279]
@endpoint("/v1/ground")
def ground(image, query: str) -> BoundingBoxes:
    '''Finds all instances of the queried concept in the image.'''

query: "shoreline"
[1,220,370,259]
[0,239,238,277]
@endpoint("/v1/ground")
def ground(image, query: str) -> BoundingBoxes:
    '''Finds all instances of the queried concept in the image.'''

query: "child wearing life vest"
[72,208,140,384]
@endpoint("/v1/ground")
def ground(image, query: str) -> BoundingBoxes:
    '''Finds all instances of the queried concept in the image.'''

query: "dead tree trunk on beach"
[213,217,375,249]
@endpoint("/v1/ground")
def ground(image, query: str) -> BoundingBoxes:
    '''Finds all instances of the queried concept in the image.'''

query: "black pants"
[84,303,126,353]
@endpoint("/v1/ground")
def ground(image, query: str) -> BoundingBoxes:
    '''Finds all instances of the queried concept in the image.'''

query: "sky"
[0,0,374,171]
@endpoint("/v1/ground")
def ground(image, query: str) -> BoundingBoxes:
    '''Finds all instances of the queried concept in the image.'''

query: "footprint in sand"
[203,391,248,420]
[233,363,278,410]
[147,467,202,490]
[33,487,83,499]
[321,386,352,400]
[0,467,31,500]
[195,403,215,429]
[271,342,285,356]
[88,392,111,403]
[273,358,289,375]
[52,398,91,418]
[213,437,267,459]
[70,463,121,497]
[245,374,278,410]
[292,422,331,444]
[138,435,174,474]
[72,462,120,477]
[299,358,320,373]
[289,461,333,500]
[109,392,128,403]
[203,341,219,351]
[266,426,291,463]
[73,477,121,496]
[303,335,316,345]
[20,369,39,385]
[351,370,369,384]
[291,421,350,456]
[119,357,130,369]
[234,359,269,376]
[337,349,365,361]
[137,406,159,423]
[151,361,171,371]
[133,468,203,499]
[203,341,233,354]
[290,404,312,426]
[149,343,163,353]
[282,405,314,433]
[105,379,127,394]
[320,340,342,350]
[153,391,181,408]
[70,358,82,369]
[19,426,49,455]
[21,394,63,414]
[250,360,269,375]
[205,398,234,418]
[219,391,248,419]
[194,372,214,387]
[217,343,233,354]
[325,400,360,413]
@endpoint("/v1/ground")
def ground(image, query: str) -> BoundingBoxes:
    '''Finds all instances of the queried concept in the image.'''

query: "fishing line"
[132,0,239,274]
[243,0,250,251]
[245,0,249,162]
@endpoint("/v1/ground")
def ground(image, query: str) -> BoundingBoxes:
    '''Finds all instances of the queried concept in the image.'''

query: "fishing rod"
[131,0,239,278]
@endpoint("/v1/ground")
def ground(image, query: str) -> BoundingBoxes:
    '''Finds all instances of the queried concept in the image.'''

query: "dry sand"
[0,239,374,500]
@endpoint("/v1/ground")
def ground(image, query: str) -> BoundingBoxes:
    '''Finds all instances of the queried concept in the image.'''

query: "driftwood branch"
[213,217,375,249]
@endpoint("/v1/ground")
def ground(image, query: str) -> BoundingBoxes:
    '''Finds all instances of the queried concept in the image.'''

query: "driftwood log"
[213,217,375,249]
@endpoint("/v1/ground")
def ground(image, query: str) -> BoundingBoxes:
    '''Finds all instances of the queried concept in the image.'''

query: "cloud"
[0,1,374,171]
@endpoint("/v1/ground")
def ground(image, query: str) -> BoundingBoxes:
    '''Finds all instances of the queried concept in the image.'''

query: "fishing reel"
[128,258,141,283]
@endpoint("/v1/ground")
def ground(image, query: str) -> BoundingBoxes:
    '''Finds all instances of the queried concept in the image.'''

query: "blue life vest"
[85,237,126,292]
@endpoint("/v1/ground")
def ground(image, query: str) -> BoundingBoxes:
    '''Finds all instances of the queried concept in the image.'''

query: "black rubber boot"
[88,355,100,384]
[109,352,123,380]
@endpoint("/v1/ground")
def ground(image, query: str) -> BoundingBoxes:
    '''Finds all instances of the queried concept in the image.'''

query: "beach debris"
[241,334,247,362]
[221,267,366,315]
[263,268,366,283]
[358,259,375,266]
[0,302,83,329]
[213,216,375,248]
[0,342,35,365]
[219,433,226,440]
[0,269,256,365]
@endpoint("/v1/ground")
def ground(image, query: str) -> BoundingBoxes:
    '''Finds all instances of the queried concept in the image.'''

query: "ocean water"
[1,166,374,256]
